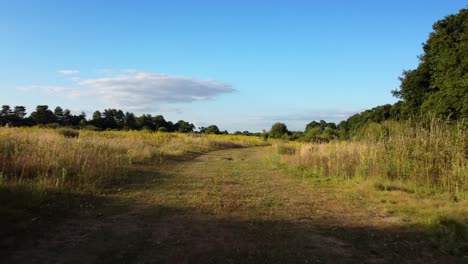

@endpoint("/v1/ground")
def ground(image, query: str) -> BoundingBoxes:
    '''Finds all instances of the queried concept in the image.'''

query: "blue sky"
[1,1,466,132]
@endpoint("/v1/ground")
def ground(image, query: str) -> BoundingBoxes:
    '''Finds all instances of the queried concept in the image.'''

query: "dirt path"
[3,147,463,263]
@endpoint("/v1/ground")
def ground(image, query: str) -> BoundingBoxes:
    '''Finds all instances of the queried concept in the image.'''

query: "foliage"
[30,105,56,125]
[275,144,297,155]
[157,127,168,132]
[57,128,80,138]
[269,122,289,139]
[175,120,195,133]
[204,125,220,134]
[393,8,468,119]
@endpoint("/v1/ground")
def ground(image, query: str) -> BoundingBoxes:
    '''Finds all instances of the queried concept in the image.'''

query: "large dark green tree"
[393,8,468,119]
[30,105,56,125]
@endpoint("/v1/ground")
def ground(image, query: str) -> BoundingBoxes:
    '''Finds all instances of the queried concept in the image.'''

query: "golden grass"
[275,119,468,199]
[0,127,265,191]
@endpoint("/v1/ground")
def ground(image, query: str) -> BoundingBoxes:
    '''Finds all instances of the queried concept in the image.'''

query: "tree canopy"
[392,8,467,119]
[269,122,289,139]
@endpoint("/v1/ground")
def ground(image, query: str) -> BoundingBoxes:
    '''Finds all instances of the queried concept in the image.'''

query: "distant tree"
[30,105,56,125]
[175,120,195,133]
[115,110,125,129]
[13,106,27,119]
[101,109,125,129]
[0,105,13,125]
[9,106,27,126]
[92,110,102,120]
[124,112,137,130]
[1,105,12,116]
[54,106,65,124]
[136,114,155,131]
[91,111,104,129]
[269,122,289,139]
[205,125,220,134]
[166,121,175,132]
[153,115,168,131]
[305,121,320,133]
[303,126,322,142]
[63,109,72,125]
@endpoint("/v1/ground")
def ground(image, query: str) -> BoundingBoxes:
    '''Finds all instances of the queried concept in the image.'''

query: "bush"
[157,127,168,132]
[83,125,99,131]
[276,144,296,155]
[42,123,61,129]
[57,128,80,138]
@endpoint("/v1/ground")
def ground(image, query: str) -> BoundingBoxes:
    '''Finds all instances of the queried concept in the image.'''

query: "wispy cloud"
[16,85,97,99]
[58,69,80,75]
[256,111,357,122]
[17,85,73,93]
[17,70,235,112]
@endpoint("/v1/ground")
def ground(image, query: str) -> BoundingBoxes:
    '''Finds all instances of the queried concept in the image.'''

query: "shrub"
[57,128,80,138]
[157,127,168,132]
[276,144,296,155]
[83,125,99,131]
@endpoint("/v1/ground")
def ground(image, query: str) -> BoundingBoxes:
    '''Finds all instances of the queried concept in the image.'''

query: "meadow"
[1,123,467,262]
[274,118,468,200]
[0,127,264,191]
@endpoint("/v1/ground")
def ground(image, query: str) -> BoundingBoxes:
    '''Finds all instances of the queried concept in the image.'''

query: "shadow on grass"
[135,205,467,264]
[0,185,116,254]
[374,183,415,194]
[4,202,465,264]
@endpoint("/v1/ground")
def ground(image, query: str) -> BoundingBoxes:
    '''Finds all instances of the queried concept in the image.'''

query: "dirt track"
[3,147,463,263]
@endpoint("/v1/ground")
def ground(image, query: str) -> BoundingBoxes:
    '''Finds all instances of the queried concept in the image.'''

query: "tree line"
[0,105,225,134]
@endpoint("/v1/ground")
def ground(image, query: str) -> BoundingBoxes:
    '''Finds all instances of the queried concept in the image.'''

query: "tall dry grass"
[276,119,467,199]
[0,127,264,191]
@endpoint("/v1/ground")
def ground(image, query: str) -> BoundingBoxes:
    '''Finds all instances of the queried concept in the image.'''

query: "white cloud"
[17,71,235,112]
[76,72,235,110]
[58,70,80,75]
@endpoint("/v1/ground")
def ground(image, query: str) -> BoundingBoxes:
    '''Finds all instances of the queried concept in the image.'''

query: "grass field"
[1,127,467,263]
[275,119,468,200]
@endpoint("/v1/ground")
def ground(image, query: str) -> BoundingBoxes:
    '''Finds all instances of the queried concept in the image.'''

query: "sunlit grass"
[0,127,265,191]
[273,118,467,200]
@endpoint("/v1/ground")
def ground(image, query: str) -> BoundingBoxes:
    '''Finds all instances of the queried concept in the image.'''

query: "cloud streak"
[256,111,357,122]
[58,70,80,75]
